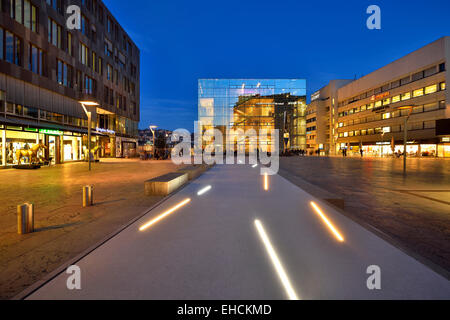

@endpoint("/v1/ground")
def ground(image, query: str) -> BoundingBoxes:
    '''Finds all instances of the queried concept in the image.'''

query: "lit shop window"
[382,113,391,120]
[401,92,411,101]
[375,101,382,108]
[383,98,390,105]
[425,85,437,95]
[344,132,348,137]
[440,82,446,91]
[367,103,373,110]
[383,127,391,133]
[413,88,424,97]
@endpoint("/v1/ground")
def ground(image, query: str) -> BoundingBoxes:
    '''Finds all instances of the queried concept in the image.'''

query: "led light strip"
[197,185,212,196]
[254,219,299,300]
[139,198,191,231]
[310,201,345,242]
[264,173,269,191]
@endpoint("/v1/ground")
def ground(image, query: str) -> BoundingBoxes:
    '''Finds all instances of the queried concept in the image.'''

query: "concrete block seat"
[176,165,209,181]
[144,172,189,196]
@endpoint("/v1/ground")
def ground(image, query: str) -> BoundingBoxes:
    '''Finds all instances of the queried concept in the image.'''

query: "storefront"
[438,137,450,158]
[116,136,137,158]
[361,143,438,157]
[1,124,88,166]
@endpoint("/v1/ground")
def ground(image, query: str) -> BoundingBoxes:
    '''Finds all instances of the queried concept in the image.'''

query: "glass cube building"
[198,79,307,153]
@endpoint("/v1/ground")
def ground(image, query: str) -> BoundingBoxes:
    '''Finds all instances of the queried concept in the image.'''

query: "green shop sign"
[39,129,63,135]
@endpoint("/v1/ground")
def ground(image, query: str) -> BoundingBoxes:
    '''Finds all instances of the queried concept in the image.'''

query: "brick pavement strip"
[0,159,184,299]
[279,156,450,275]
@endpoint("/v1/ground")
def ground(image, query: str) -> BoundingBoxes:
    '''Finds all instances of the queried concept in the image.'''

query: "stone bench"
[177,165,208,181]
[144,172,189,196]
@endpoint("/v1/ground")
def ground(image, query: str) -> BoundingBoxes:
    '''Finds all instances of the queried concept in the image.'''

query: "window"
[425,85,437,95]
[440,82,446,91]
[46,0,62,14]
[392,95,401,103]
[382,113,391,120]
[48,19,62,48]
[391,80,400,89]
[413,88,424,97]
[104,39,113,57]
[79,42,89,65]
[5,31,22,66]
[107,64,113,81]
[400,76,410,86]
[424,103,438,112]
[56,59,72,87]
[0,27,3,60]
[29,44,44,75]
[412,71,424,82]
[67,32,73,56]
[383,98,390,105]
[84,75,95,95]
[401,92,411,101]
[81,15,89,37]
[424,66,437,77]
[439,63,446,72]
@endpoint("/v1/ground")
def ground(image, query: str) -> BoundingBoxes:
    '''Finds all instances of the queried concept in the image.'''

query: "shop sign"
[96,127,115,135]
[442,137,450,142]
[24,128,38,132]
[370,92,390,101]
[39,129,63,135]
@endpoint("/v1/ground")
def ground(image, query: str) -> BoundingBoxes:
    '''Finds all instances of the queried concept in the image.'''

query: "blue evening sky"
[104,0,450,131]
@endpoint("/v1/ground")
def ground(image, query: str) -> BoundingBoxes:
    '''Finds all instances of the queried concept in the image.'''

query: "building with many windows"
[0,0,140,167]
[332,37,450,158]
[306,80,353,155]
[198,79,307,153]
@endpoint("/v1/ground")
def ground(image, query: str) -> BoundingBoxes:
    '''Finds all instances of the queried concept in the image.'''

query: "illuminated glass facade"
[198,79,307,152]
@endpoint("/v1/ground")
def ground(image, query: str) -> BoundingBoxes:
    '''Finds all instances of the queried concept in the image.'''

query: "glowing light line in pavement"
[254,219,299,300]
[197,185,212,196]
[139,198,191,231]
[310,201,345,242]
[264,173,269,191]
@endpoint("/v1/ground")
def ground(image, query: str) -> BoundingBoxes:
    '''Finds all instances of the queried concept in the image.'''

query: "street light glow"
[139,198,191,231]
[310,202,345,242]
[254,219,299,300]
[264,173,269,191]
[197,185,212,196]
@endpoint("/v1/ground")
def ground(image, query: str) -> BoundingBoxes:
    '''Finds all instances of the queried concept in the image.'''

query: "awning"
[0,116,92,135]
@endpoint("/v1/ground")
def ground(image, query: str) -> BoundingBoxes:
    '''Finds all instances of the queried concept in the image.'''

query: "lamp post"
[150,125,158,159]
[79,101,99,171]
[397,105,414,175]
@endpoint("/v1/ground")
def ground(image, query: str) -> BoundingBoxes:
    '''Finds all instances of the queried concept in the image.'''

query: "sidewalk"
[0,159,184,299]
[279,156,450,273]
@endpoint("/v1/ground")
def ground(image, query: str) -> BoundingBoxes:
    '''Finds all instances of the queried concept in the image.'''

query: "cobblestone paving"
[279,156,450,274]
[0,159,183,299]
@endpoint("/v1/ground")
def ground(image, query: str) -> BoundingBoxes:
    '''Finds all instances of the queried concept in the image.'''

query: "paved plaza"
[279,156,450,274]
[0,159,183,299]
[26,164,449,300]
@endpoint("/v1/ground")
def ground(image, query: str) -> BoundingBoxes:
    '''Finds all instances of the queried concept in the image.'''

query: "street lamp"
[397,105,415,175]
[79,101,100,171]
[149,125,158,158]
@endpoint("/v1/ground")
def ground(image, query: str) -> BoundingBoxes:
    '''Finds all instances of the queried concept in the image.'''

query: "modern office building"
[198,79,307,153]
[334,37,450,158]
[306,80,353,155]
[0,0,140,167]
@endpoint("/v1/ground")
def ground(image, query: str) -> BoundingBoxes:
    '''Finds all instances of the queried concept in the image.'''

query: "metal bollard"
[82,185,94,207]
[17,203,34,235]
